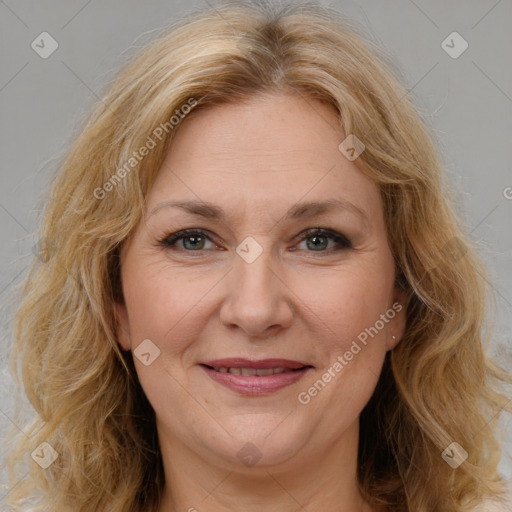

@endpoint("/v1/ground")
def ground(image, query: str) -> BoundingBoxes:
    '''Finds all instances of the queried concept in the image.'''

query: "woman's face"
[116,92,406,473]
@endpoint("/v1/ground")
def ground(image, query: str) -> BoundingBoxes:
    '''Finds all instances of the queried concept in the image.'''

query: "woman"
[5,1,511,511]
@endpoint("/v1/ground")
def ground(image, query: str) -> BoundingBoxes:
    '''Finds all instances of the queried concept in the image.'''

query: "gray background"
[1,0,511,504]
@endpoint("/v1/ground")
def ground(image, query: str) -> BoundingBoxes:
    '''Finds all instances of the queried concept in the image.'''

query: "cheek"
[295,264,391,344]
[122,258,209,351]
[313,269,392,362]
[121,261,204,410]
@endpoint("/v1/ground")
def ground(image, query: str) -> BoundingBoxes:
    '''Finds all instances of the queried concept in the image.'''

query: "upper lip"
[200,358,313,369]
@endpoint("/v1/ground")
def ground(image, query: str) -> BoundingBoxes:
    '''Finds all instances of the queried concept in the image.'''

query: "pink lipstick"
[199,358,313,395]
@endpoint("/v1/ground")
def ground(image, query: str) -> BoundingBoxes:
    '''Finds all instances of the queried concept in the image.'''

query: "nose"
[219,242,294,339]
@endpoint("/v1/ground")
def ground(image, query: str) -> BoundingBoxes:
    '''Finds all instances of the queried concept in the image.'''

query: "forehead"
[147,92,381,225]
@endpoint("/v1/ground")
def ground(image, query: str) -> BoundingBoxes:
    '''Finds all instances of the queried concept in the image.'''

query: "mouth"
[199,358,314,395]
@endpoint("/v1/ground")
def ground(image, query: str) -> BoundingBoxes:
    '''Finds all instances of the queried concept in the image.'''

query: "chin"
[200,418,314,471]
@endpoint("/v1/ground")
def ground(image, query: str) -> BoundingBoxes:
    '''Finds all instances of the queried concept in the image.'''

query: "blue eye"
[295,228,352,251]
[159,227,352,253]
[160,229,218,251]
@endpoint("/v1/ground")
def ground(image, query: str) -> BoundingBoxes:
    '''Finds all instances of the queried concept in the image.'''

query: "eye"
[159,227,352,254]
[293,228,352,252]
[159,229,218,251]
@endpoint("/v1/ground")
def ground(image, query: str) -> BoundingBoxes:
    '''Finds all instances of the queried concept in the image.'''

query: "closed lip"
[199,358,313,370]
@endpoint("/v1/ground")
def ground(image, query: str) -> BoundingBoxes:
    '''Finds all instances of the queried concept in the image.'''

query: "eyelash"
[158,228,352,254]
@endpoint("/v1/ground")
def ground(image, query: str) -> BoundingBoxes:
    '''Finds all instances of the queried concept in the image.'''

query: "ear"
[114,301,131,351]
[386,285,408,351]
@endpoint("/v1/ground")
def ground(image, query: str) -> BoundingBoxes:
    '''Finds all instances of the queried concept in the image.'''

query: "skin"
[115,92,407,512]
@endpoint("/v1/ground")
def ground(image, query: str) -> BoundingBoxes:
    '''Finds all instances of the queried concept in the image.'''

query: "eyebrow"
[148,198,370,227]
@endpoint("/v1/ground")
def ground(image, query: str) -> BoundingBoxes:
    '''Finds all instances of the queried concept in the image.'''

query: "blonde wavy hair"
[4,1,511,511]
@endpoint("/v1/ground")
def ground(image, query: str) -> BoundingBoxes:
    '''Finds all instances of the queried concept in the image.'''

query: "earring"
[392,335,396,340]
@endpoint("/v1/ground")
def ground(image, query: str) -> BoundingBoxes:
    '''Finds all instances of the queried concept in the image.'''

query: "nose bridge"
[233,234,280,302]
[220,235,293,335]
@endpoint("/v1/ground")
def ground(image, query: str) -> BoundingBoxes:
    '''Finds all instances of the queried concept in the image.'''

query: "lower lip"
[200,365,311,395]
